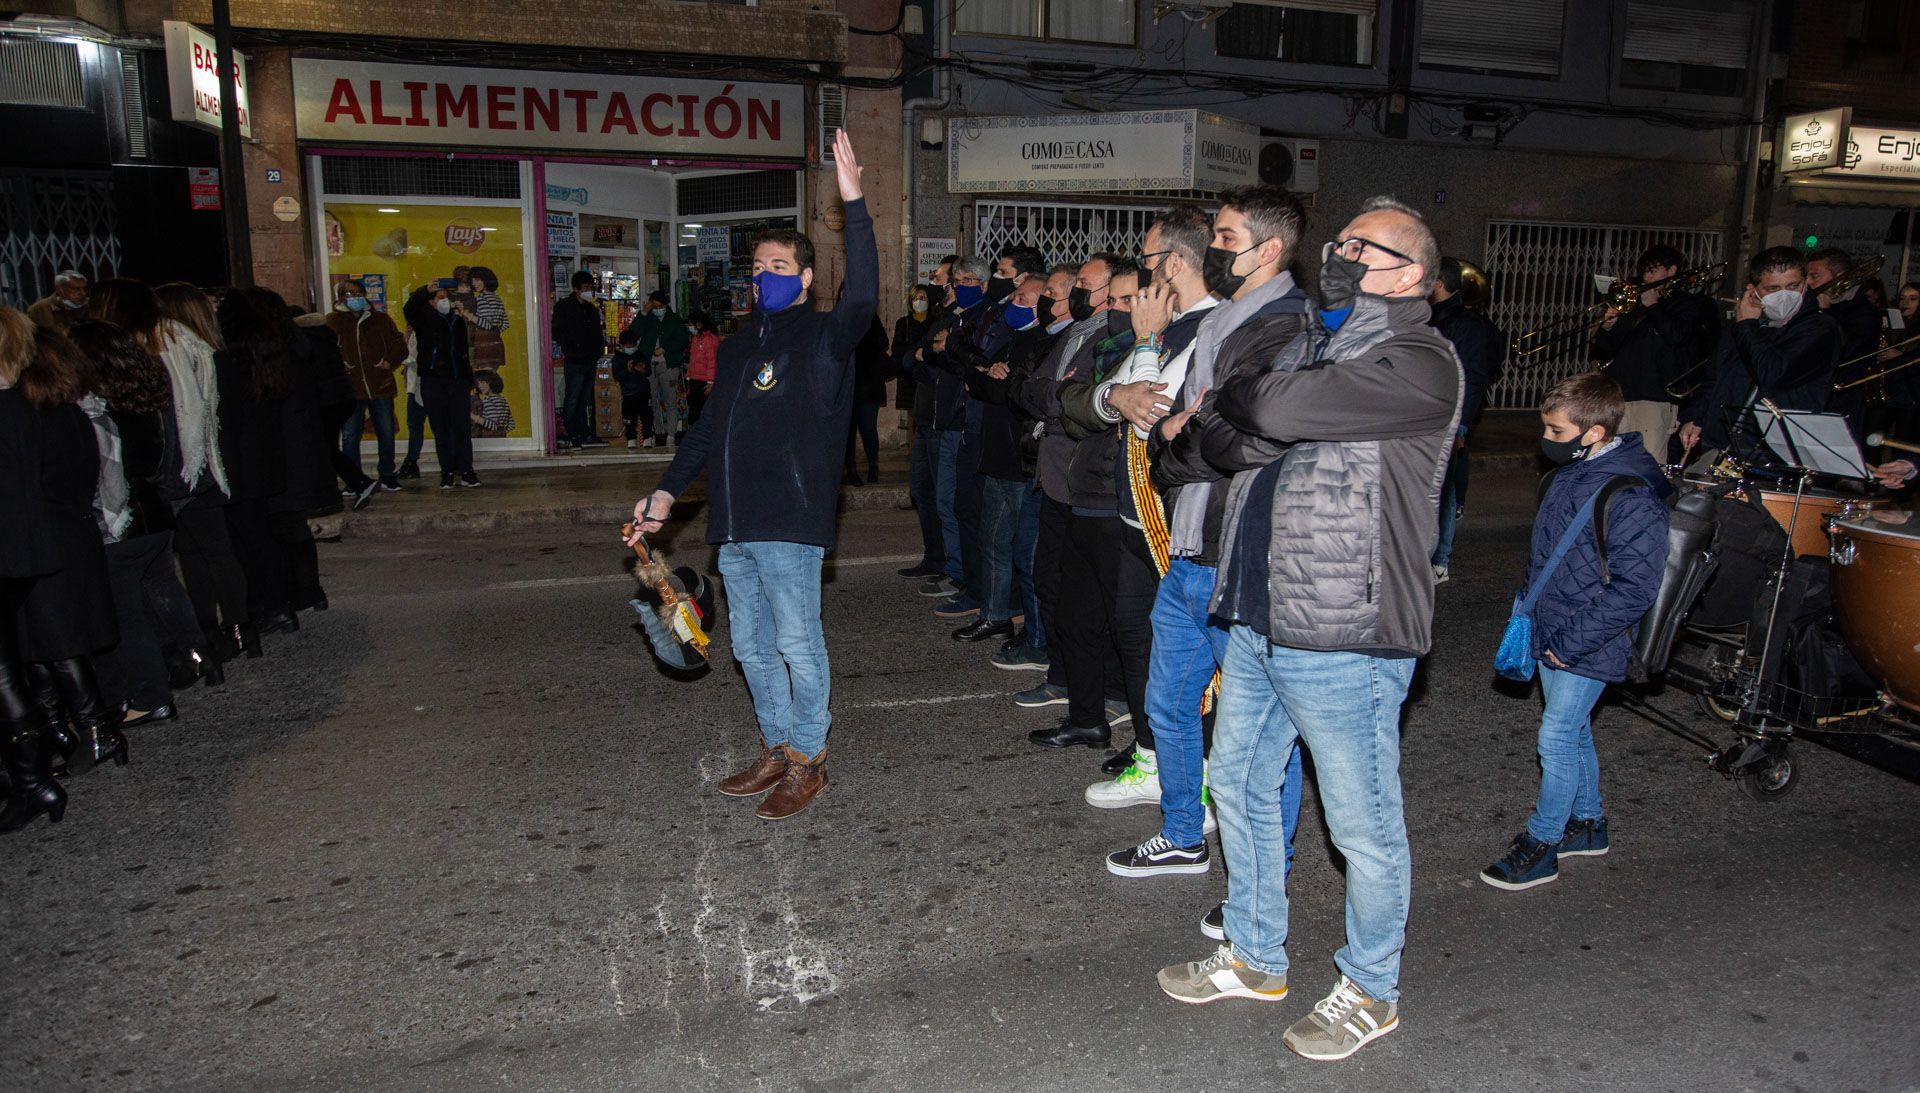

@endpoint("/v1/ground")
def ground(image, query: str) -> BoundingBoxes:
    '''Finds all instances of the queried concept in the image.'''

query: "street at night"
[3,483,1916,1092]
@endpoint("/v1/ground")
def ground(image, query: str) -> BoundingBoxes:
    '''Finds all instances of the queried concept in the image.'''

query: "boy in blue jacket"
[1483,373,1670,891]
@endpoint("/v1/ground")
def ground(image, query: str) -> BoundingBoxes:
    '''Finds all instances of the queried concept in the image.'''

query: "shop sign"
[292,59,803,158]
[162,21,251,138]
[188,167,220,211]
[546,184,590,206]
[917,237,957,280]
[696,227,730,263]
[1819,125,1920,183]
[546,211,578,257]
[1780,108,1850,174]
[946,110,1259,194]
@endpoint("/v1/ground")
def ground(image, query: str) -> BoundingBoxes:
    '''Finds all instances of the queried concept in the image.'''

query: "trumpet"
[1514,260,1726,361]
[1817,254,1885,302]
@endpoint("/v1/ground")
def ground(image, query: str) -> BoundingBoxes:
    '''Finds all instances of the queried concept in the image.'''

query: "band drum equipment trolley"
[1827,516,1920,713]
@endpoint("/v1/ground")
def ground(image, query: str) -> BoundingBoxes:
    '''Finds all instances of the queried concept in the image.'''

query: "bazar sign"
[1780,108,1849,173]
[292,60,803,157]
[1819,125,1920,182]
[162,21,251,138]
[947,111,1259,193]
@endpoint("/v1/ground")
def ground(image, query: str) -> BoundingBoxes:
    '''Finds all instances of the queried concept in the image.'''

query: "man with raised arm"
[627,130,875,821]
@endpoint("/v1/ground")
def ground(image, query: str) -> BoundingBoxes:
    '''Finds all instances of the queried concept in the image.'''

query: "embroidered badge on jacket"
[753,361,777,391]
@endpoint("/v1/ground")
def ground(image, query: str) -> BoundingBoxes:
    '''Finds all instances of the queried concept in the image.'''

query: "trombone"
[1817,254,1885,303]
[1833,331,1920,391]
[1514,260,1726,365]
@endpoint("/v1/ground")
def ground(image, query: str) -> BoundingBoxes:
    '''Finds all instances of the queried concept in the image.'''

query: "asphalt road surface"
[3,475,1917,1092]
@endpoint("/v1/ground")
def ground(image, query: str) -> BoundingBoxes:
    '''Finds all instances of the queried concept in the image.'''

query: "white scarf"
[158,321,229,497]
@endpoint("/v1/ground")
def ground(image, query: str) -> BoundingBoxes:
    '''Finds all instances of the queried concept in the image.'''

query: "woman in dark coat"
[70,319,201,721]
[403,283,477,488]
[0,307,67,831]
[274,309,348,614]
[844,314,891,486]
[215,287,296,637]
[10,323,131,788]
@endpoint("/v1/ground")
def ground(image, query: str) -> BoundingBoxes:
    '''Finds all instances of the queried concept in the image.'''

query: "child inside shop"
[610,327,653,449]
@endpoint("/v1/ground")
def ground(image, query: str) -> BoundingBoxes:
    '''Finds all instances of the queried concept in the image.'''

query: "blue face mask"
[953,283,984,309]
[344,296,368,312]
[1003,303,1037,329]
[753,271,805,312]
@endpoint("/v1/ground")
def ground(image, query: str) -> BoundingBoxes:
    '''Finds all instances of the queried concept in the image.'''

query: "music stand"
[1755,407,1869,480]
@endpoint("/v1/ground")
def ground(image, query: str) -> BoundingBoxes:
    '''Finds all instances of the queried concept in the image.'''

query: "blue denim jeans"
[977,476,1026,623]
[1214,626,1416,1002]
[1431,447,1466,567]
[933,429,964,585]
[562,358,596,444]
[716,541,831,759]
[1527,664,1609,845]
[1150,559,1302,849]
[404,394,429,465]
[1014,484,1044,648]
[341,397,398,479]
[954,430,984,595]
[909,428,945,568]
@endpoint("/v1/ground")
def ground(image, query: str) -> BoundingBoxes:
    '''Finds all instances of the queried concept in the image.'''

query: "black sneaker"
[377,476,403,492]
[458,472,483,488]
[897,561,943,579]
[440,473,456,490]
[1201,901,1226,941]
[1106,835,1210,878]
[1479,832,1559,891]
[396,461,420,480]
[580,436,610,448]
[350,479,378,511]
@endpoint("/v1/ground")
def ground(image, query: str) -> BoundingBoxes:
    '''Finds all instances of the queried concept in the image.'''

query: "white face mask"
[433,298,452,315]
[1760,288,1802,325]
[577,289,596,303]
[911,299,928,315]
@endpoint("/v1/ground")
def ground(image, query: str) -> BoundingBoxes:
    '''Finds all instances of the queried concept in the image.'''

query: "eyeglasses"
[1324,237,1414,269]
[1137,249,1172,266]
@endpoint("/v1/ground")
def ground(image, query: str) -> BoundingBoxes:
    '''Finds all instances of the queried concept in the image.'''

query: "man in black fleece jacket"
[628,131,874,821]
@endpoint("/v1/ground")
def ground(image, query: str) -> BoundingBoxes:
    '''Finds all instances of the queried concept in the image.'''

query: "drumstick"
[1865,432,1920,456]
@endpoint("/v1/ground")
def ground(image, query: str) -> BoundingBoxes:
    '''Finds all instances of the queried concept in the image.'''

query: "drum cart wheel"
[1735,744,1799,802]
[1698,692,1740,722]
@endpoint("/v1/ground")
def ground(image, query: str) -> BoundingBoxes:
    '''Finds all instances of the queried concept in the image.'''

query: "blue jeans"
[933,429,963,585]
[1014,484,1044,648]
[954,430,984,595]
[1527,664,1609,845]
[716,541,831,759]
[1432,447,1466,567]
[562,358,596,444]
[977,476,1026,623]
[404,395,429,465]
[1214,626,1415,1002]
[1150,560,1302,849]
[909,428,944,568]
[341,397,398,479]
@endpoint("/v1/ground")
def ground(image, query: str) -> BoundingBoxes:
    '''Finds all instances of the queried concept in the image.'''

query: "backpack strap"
[1592,474,1650,586]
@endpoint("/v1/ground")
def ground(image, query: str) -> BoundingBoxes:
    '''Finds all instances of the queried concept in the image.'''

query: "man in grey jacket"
[1155,197,1462,1064]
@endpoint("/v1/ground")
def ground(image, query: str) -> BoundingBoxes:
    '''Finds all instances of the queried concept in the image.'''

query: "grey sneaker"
[1104,700,1131,726]
[1013,682,1069,708]
[1282,976,1399,1062]
[1156,945,1288,1005]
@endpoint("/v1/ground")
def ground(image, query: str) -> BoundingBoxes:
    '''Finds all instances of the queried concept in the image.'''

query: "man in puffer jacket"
[1481,372,1669,892]
[1154,197,1461,1064]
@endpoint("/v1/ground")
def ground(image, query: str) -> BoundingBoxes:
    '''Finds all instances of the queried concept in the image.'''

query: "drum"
[1828,515,1920,712]
[1751,487,1881,557]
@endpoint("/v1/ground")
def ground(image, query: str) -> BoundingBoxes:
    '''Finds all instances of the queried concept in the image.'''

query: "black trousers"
[174,493,249,638]
[419,374,474,475]
[1054,513,1159,740]
[955,430,983,595]
[226,498,287,620]
[95,532,173,711]
[274,511,323,611]
[621,387,653,441]
[686,380,710,427]
[324,400,372,490]
[845,402,881,475]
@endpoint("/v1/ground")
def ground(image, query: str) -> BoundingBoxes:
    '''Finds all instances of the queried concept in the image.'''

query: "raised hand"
[834,128,864,202]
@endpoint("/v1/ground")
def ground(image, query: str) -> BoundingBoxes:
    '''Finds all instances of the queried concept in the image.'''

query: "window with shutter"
[1216,2,1376,65]
[1419,0,1566,77]
[1620,0,1752,95]
[955,0,1132,43]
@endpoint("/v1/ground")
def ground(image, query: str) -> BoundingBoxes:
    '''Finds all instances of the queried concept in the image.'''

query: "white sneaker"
[1086,752,1161,809]
[626,439,638,450]
[1432,564,1450,584]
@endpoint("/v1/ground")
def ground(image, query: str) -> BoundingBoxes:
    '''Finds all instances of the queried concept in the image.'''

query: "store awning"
[1788,178,1920,208]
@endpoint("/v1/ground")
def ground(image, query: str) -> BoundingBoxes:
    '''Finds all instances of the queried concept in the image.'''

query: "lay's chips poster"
[323,202,533,440]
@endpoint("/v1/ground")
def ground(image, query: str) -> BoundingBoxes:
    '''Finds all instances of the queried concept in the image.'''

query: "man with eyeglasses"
[1156,197,1461,1064]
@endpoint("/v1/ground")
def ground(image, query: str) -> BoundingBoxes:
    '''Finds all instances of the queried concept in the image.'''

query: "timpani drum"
[1827,515,1920,713]
[1750,487,1882,558]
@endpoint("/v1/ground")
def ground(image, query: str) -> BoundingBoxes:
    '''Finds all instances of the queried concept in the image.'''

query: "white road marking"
[851,691,1007,710]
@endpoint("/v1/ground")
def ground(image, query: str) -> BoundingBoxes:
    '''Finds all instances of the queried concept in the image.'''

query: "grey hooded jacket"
[1205,294,1463,656]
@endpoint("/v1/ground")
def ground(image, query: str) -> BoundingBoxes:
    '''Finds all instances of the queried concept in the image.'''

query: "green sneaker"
[1282,976,1399,1061]
[1156,945,1288,1005]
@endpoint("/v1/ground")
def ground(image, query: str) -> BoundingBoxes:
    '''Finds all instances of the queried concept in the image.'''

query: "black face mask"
[985,275,1016,304]
[1203,240,1263,299]
[1539,436,1592,466]
[1068,286,1097,323]
[1106,309,1133,337]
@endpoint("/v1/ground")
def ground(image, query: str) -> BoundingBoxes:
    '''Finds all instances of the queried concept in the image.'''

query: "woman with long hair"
[7,322,131,790]
[215,286,298,638]
[70,319,207,721]
[0,307,67,831]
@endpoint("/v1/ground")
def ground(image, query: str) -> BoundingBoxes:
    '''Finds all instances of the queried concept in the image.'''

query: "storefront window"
[676,215,798,334]
[323,200,533,440]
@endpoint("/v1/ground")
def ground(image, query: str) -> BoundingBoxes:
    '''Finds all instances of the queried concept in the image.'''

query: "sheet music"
[1756,408,1869,479]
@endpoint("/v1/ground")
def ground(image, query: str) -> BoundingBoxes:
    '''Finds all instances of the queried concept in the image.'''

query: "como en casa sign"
[291,60,803,158]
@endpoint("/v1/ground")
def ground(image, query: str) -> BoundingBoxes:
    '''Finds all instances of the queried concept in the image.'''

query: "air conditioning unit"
[818,84,846,164]
[1258,137,1320,194]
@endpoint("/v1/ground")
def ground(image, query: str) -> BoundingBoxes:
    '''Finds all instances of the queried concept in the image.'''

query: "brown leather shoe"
[756,745,827,820]
[717,745,787,797]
